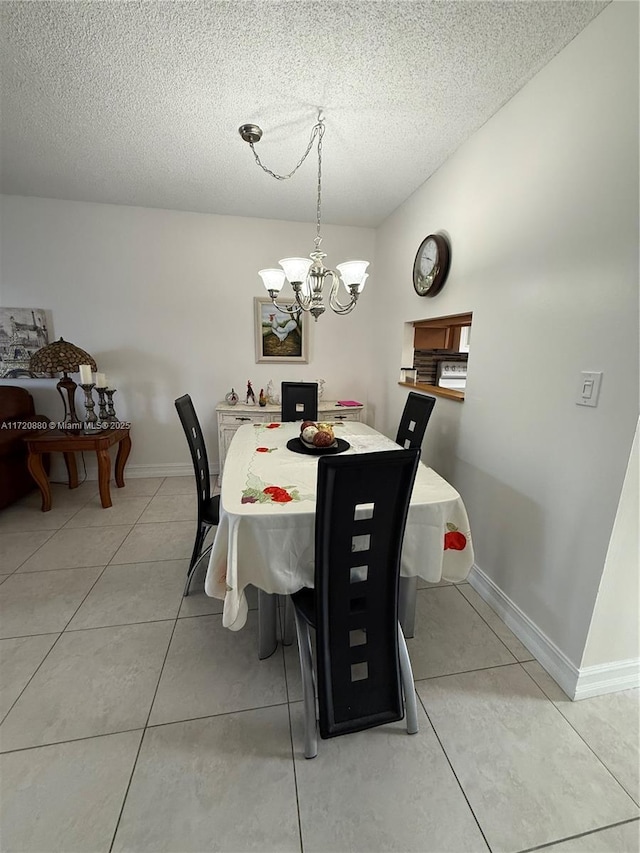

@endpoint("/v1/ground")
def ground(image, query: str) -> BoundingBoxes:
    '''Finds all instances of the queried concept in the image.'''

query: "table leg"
[399,576,418,638]
[115,434,131,488]
[258,591,278,659]
[27,451,51,512]
[96,449,112,508]
[63,452,79,489]
[281,595,295,645]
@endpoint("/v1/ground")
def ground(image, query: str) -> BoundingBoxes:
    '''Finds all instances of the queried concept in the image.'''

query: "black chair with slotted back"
[281,382,318,422]
[290,448,421,759]
[395,392,436,450]
[174,395,220,597]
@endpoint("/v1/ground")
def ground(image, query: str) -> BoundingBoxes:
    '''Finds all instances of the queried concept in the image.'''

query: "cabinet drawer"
[319,408,363,423]
[218,412,267,425]
[327,411,360,422]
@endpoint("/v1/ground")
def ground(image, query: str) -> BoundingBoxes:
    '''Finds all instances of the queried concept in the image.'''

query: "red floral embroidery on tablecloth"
[265,423,280,429]
[241,471,314,505]
[263,485,293,503]
[256,447,276,453]
[444,522,467,551]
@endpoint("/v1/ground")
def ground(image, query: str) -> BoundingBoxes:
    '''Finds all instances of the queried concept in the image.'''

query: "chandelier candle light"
[239,112,369,321]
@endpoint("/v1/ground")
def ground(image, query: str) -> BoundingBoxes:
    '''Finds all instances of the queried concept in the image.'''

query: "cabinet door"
[217,412,256,474]
[218,425,238,474]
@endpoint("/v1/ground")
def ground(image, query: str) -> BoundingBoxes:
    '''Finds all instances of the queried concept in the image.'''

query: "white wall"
[582,420,639,668]
[0,198,375,473]
[371,1,639,668]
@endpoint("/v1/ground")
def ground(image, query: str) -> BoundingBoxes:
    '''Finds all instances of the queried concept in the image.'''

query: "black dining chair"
[395,392,436,450]
[290,448,421,759]
[281,381,318,422]
[174,395,221,597]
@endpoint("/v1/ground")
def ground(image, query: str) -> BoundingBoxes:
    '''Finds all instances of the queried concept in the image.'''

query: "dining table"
[204,420,474,658]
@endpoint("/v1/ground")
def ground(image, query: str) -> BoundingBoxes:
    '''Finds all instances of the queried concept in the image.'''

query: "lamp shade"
[258,269,286,293]
[29,337,97,375]
[336,260,369,288]
[279,257,313,284]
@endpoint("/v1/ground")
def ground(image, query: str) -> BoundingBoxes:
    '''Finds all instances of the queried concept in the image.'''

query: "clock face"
[413,234,451,297]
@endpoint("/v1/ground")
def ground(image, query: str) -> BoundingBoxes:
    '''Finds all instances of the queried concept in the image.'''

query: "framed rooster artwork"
[254,298,309,364]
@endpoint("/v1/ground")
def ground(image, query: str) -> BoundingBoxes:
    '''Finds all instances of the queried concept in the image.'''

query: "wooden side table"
[24,427,132,511]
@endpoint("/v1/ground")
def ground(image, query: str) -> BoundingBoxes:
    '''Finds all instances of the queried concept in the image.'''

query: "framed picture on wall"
[0,307,50,377]
[254,298,309,364]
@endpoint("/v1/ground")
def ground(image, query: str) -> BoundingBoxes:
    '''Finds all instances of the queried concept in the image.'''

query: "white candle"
[79,364,92,384]
[96,372,107,387]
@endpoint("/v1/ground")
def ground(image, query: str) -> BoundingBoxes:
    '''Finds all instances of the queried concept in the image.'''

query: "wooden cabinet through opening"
[413,312,472,353]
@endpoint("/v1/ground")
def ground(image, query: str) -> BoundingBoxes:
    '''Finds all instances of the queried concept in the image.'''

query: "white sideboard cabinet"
[216,401,364,474]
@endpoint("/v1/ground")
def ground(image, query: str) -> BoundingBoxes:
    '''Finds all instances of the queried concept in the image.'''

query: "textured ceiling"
[1,1,608,227]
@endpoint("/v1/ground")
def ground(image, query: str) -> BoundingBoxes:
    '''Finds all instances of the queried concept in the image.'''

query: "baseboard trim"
[573,659,640,700]
[468,564,580,698]
[83,463,220,480]
[469,564,640,700]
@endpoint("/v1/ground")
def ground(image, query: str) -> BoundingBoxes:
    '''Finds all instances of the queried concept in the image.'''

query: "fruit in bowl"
[301,425,319,444]
[313,430,334,448]
[316,422,335,439]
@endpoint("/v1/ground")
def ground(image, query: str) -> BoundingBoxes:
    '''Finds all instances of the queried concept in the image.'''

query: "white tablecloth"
[205,421,474,630]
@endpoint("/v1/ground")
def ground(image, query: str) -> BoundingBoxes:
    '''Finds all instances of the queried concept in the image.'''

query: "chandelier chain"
[248,114,324,182]
[315,122,324,250]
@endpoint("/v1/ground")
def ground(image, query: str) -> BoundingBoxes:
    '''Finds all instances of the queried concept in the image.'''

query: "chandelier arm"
[329,295,358,315]
[292,285,313,312]
[327,272,358,314]
[267,296,303,320]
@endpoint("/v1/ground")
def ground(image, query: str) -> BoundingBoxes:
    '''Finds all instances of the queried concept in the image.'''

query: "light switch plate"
[576,371,602,407]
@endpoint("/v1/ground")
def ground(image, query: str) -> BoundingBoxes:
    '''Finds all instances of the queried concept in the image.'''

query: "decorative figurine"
[246,380,256,405]
[259,388,267,407]
[265,379,279,405]
[225,388,239,406]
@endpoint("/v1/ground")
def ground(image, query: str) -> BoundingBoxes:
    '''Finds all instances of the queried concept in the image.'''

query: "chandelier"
[238,112,369,321]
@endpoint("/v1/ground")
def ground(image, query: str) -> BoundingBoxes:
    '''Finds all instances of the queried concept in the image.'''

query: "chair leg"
[398,622,419,735]
[184,522,212,597]
[398,576,418,638]
[182,542,213,597]
[294,609,318,759]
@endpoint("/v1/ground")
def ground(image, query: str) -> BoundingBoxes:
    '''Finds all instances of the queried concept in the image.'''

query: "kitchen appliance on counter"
[437,361,467,391]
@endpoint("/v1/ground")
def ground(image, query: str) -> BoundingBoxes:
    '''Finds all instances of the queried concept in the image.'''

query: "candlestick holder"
[80,383,98,428]
[95,386,109,422]
[105,388,118,422]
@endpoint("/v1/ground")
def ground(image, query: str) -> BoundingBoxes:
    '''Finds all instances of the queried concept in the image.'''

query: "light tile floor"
[0,477,638,853]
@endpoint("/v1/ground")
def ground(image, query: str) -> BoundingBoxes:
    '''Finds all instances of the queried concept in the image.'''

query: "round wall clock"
[413,234,451,297]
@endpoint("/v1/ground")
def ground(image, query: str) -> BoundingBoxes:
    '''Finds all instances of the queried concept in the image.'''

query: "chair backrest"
[313,448,420,739]
[281,382,318,422]
[395,392,436,449]
[174,394,211,513]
